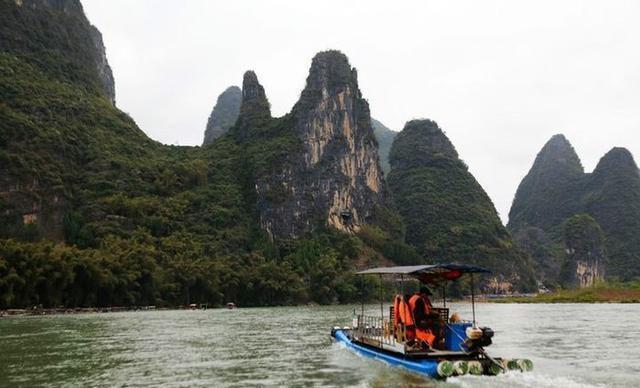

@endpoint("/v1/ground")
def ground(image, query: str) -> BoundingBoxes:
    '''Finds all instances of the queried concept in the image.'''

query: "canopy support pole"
[379,274,384,323]
[471,273,476,327]
[360,274,364,317]
[442,284,446,308]
[400,274,404,296]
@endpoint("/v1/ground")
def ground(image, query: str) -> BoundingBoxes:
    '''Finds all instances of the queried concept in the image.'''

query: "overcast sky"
[83,0,640,224]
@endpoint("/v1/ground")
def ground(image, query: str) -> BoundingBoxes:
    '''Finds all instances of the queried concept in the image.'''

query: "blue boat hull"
[331,329,440,378]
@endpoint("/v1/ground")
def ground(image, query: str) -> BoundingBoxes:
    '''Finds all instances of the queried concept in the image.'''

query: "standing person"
[408,286,436,349]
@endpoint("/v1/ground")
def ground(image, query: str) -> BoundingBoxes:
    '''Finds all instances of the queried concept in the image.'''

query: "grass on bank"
[494,282,640,303]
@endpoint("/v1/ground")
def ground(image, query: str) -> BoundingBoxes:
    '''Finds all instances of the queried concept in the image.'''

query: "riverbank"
[0,305,213,317]
[491,285,640,303]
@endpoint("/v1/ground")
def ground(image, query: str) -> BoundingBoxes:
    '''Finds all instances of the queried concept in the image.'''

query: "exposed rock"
[560,214,606,288]
[3,0,116,104]
[88,25,116,105]
[509,135,640,282]
[202,86,242,145]
[388,119,536,291]
[234,71,272,141]
[248,51,385,238]
[371,118,396,175]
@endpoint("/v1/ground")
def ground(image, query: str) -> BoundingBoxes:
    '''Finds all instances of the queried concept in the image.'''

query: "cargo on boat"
[330,264,533,379]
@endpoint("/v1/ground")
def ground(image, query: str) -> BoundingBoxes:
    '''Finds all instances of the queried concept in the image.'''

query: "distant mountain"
[371,118,396,175]
[202,86,241,145]
[509,135,640,282]
[508,134,584,232]
[387,119,536,292]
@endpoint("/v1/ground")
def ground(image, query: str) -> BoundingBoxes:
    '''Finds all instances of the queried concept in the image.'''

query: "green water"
[1,304,638,387]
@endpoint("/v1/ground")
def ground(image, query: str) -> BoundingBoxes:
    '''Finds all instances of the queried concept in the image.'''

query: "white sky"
[82,0,640,224]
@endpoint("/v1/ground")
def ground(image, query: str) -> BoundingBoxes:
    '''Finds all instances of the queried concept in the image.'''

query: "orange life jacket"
[393,295,414,327]
[408,293,436,346]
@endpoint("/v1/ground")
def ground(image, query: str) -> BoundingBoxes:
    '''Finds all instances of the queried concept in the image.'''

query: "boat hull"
[331,329,440,378]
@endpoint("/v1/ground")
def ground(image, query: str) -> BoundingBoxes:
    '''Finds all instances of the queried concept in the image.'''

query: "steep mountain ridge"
[0,0,115,103]
[388,119,536,291]
[247,51,386,239]
[0,0,399,308]
[508,134,584,232]
[509,135,640,282]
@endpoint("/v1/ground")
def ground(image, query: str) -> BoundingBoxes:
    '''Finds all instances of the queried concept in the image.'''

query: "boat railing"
[354,314,395,348]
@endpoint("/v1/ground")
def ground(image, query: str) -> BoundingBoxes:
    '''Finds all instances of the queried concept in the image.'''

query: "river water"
[0,304,638,387]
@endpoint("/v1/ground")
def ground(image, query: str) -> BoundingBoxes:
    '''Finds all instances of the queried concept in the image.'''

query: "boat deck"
[353,335,472,359]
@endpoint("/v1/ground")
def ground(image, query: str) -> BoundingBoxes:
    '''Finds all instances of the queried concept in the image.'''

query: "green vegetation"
[202,86,242,145]
[371,118,396,175]
[387,120,536,291]
[0,51,387,308]
[509,135,640,283]
[493,282,640,303]
[0,3,391,309]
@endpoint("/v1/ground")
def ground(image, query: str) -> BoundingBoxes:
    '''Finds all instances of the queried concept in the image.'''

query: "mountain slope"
[509,135,640,282]
[249,51,387,239]
[387,119,536,291]
[508,134,584,232]
[0,0,399,308]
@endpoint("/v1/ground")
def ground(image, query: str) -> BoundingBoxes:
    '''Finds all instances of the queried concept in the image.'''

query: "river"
[0,303,638,387]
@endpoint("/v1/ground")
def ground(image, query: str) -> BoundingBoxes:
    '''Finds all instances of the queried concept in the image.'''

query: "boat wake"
[450,370,608,388]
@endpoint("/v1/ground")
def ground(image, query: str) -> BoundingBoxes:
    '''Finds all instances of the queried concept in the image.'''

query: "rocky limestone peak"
[530,134,584,176]
[508,134,584,231]
[234,71,271,138]
[387,119,536,290]
[593,147,639,177]
[202,86,242,145]
[389,119,458,171]
[295,50,358,111]
[255,50,385,238]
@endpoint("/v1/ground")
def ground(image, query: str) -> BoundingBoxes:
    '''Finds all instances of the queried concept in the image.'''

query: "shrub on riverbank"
[495,282,640,303]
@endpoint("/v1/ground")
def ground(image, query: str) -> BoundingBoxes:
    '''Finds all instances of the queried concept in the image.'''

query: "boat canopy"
[356,263,490,284]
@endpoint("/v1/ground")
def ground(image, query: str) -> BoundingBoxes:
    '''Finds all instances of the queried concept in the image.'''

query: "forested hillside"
[0,0,399,308]
[509,135,640,284]
[387,120,536,292]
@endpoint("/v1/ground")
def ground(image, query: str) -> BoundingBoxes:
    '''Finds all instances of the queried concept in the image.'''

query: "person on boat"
[408,286,437,349]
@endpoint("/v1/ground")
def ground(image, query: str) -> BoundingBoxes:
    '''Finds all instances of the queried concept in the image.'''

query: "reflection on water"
[0,304,638,387]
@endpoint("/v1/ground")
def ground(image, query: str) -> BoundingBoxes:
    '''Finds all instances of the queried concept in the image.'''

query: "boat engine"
[464,327,494,350]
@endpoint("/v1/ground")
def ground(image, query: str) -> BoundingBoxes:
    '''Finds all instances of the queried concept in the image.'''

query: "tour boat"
[330,264,533,379]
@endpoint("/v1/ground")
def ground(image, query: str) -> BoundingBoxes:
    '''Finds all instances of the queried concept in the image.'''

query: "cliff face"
[509,135,640,282]
[2,0,116,104]
[560,214,606,288]
[0,0,122,240]
[88,24,116,104]
[239,51,385,239]
[202,86,242,145]
[388,119,536,291]
[1,2,403,308]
